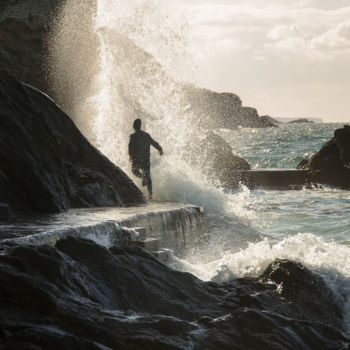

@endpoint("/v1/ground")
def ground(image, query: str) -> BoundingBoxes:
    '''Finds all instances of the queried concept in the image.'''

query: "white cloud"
[179,1,350,59]
[267,25,305,41]
[311,20,350,51]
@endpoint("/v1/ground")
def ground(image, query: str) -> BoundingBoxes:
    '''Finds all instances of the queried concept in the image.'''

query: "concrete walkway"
[0,202,208,255]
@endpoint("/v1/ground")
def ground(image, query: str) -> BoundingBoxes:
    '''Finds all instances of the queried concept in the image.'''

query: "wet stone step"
[130,237,160,251]
[131,227,147,240]
[152,249,170,263]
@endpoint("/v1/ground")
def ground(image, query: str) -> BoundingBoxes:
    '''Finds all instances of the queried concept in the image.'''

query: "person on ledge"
[128,118,163,200]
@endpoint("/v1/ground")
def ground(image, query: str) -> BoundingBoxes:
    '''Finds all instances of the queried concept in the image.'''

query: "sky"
[175,0,350,122]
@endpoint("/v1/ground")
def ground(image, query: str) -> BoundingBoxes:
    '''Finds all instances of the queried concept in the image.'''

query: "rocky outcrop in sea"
[185,131,251,188]
[298,125,350,188]
[288,118,314,124]
[0,69,144,218]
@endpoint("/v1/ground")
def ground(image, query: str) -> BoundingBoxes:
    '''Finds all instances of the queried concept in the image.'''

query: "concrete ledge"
[1,204,209,254]
[119,206,209,253]
[235,169,310,189]
[2,221,131,249]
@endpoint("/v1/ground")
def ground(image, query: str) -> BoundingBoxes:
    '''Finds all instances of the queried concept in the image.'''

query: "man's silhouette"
[128,119,163,200]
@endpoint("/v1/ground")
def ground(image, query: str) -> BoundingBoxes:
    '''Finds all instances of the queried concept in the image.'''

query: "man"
[128,119,163,200]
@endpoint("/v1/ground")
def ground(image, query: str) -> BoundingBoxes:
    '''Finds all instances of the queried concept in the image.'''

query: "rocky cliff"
[184,85,277,129]
[0,69,145,218]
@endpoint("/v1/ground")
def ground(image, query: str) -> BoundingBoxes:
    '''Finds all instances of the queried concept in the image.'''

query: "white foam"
[170,232,350,333]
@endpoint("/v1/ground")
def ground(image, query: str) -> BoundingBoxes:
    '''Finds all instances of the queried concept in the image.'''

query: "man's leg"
[131,163,143,179]
[142,164,152,195]
[132,162,150,191]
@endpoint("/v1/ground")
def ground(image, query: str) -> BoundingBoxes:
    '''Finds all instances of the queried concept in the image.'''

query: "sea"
[165,123,350,324]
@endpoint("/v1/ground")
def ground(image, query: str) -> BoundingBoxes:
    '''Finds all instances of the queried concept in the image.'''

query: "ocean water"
[218,122,344,169]
[168,123,350,329]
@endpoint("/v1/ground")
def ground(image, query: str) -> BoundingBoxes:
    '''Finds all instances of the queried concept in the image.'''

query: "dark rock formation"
[0,69,144,217]
[0,18,48,93]
[296,158,309,170]
[0,237,348,349]
[0,0,61,30]
[184,85,276,129]
[0,202,9,221]
[289,118,314,124]
[297,125,350,188]
[260,115,281,127]
[185,131,251,188]
[260,114,280,126]
[260,259,342,325]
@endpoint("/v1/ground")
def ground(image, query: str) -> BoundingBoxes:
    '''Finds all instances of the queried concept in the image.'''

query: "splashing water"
[94,0,196,190]
[47,0,257,223]
[92,0,258,225]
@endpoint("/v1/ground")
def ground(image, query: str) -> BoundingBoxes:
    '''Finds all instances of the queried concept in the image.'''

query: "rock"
[288,118,314,124]
[0,69,144,216]
[297,158,309,170]
[0,202,9,221]
[0,18,48,93]
[305,125,350,187]
[239,106,269,128]
[260,259,343,325]
[0,237,348,349]
[260,115,279,127]
[185,131,251,188]
[184,85,276,129]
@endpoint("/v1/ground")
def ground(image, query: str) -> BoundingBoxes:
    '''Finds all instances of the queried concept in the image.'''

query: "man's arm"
[150,135,163,155]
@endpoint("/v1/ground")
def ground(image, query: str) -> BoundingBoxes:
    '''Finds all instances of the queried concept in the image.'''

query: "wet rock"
[297,158,309,170]
[0,69,144,216]
[0,237,348,350]
[300,125,350,188]
[185,131,251,188]
[260,259,343,326]
[0,202,9,221]
[0,18,48,93]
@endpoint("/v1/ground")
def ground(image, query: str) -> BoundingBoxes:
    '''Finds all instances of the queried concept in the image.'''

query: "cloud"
[311,20,350,51]
[178,1,350,60]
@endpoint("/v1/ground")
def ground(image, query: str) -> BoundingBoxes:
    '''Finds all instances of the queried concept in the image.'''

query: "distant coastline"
[275,117,323,123]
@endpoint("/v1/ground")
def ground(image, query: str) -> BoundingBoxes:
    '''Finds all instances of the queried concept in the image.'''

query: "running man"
[128,119,163,200]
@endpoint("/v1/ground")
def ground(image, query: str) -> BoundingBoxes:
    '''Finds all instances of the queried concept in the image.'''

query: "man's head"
[133,119,142,131]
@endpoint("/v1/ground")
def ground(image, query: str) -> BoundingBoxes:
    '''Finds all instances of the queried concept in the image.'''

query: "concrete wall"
[235,169,310,189]
[119,206,209,253]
